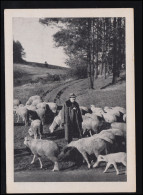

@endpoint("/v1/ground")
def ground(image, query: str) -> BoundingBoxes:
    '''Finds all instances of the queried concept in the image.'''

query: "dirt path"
[43,78,84,104]
[14,167,127,182]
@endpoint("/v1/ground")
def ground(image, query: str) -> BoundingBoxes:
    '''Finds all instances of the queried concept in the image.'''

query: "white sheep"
[104,107,120,117]
[24,136,59,171]
[111,122,126,132]
[46,102,57,113]
[93,152,127,175]
[32,99,43,106]
[60,136,108,169]
[114,106,126,114]
[80,106,91,115]
[82,116,100,136]
[36,108,46,125]
[19,104,24,107]
[49,110,62,133]
[26,105,37,111]
[28,119,43,139]
[15,106,29,126]
[90,105,104,117]
[36,102,47,110]
[102,112,117,123]
[14,99,21,107]
[26,95,43,106]
[123,114,126,122]
[84,113,99,121]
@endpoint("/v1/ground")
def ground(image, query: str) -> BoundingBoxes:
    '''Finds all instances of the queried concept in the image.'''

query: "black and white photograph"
[5,8,136,193]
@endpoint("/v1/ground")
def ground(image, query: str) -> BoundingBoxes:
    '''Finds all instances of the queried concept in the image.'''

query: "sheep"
[84,113,99,121]
[26,105,37,111]
[26,95,43,106]
[14,99,21,107]
[90,105,104,117]
[24,136,59,171]
[111,122,126,132]
[19,104,24,107]
[32,99,43,106]
[36,108,46,125]
[15,106,29,126]
[102,112,117,123]
[80,106,92,115]
[36,102,47,110]
[28,119,43,139]
[46,102,57,113]
[104,107,121,117]
[49,110,62,133]
[27,110,40,122]
[82,116,100,136]
[93,152,127,175]
[114,106,126,114]
[123,114,126,122]
[59,136,108,169]
[100,128,126,153]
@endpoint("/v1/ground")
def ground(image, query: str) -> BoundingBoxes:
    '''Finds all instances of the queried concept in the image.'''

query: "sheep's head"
[24,136,32,146]
[28,128,34,136]
[97,155,106,162]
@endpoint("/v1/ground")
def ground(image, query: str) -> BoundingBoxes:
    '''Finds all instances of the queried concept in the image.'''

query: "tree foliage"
[13,40,25,63]
[39,17,125,88]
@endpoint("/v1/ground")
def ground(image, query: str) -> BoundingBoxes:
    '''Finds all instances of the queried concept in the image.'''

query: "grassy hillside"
[14,63,68,86]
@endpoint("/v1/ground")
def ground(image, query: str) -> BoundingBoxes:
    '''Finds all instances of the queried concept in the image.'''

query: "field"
[14,63,126,182]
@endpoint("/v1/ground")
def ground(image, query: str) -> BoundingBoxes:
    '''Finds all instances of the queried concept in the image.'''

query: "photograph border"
[1,1,141,192]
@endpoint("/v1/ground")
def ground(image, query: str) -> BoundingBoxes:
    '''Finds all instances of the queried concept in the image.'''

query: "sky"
[13,18,67,67]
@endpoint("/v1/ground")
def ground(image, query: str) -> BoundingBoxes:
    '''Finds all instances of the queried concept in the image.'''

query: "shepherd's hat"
[69,93,76,98]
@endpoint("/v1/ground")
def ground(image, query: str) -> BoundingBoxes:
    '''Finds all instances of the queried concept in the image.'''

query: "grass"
[13,64,126,176]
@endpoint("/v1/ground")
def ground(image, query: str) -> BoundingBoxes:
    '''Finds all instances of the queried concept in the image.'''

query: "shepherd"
[61,93,83,143]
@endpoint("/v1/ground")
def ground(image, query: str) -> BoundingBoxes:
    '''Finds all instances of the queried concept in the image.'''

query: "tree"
[39,17,125,88]
[13,40,25,63]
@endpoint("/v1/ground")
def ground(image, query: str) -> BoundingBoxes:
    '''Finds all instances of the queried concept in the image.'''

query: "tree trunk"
[112,18,118,84]
[87,18,93,89]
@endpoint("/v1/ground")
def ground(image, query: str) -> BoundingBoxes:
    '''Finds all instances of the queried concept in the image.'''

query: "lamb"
[28,119,43,139]
[15,106,29,126]
[59,136,108,169]
[24,136,59,171]
[93,152,127,175]
[26,95,43,106]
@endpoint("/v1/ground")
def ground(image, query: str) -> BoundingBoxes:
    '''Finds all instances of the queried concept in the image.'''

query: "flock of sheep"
[14,95,127,175]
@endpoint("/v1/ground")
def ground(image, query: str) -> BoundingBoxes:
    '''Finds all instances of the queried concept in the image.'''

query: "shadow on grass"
[100,75,126,90]
[14,122,25,126]
[14,147,32,157]
[44,129,65,140]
